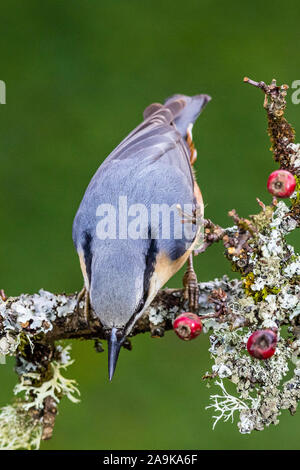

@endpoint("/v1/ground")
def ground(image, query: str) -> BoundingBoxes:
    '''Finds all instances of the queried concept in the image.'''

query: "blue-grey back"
[72,93,210,329]
[73,119,196,255]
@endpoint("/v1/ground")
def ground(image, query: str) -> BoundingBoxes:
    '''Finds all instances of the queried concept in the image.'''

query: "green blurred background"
[0,0,300,450]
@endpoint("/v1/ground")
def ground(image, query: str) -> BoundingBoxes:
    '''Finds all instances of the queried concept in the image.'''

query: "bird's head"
[90,237,158,380]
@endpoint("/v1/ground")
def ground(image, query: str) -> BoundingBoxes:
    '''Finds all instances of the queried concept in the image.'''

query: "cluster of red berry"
[173,313,277,360]
[173,168,295,359]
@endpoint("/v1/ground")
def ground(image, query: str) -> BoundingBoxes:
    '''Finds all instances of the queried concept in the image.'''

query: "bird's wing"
[73,94,210,250]
[101,96,194,188]
[100,94,211,187]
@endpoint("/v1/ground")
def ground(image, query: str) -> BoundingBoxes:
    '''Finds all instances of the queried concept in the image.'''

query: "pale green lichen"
[206,379,260,432]
[0,290,77,336]
[205,200,300,433]
[14,345,80,410]
[147,303,179,326]
[0,345,80,450]
[0,404,42,450]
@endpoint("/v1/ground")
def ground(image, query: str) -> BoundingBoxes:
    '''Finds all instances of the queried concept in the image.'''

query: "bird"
[72,93,211,380]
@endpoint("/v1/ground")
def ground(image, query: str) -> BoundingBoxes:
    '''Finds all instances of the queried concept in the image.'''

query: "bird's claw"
[0,289,7,301]
[75,286,90,325]
[183,267,199,312]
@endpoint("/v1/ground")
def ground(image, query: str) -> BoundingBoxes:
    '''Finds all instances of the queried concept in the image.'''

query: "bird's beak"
[107,327,125,381]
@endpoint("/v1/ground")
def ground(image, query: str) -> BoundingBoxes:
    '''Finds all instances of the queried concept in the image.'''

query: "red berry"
[267,170,296,198]
[247,329,277,360]
[173,312,202,340]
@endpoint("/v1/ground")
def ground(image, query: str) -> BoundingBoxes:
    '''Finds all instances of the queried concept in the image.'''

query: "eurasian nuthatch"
[72,93,211,380]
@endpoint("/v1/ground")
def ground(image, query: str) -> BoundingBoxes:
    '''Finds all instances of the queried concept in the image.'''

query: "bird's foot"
[75,286,90,325]
[176,203,203,226]
[182,259,199,312]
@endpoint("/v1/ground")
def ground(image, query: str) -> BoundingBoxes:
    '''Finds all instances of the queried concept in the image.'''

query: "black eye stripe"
[123,230,158,333]
[143,235,158,303]
[82,231,92,283]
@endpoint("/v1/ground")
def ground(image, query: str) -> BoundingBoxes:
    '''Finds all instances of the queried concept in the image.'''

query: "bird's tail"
[164,94,211,138]
[143,93,211,138]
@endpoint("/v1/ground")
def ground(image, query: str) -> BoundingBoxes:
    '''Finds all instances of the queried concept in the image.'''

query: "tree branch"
[0,276,243,346]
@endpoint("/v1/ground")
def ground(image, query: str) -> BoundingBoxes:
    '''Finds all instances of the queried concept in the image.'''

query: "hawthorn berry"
[247,329,277,360]
[267,169,296,198]
[173,312,202,340]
